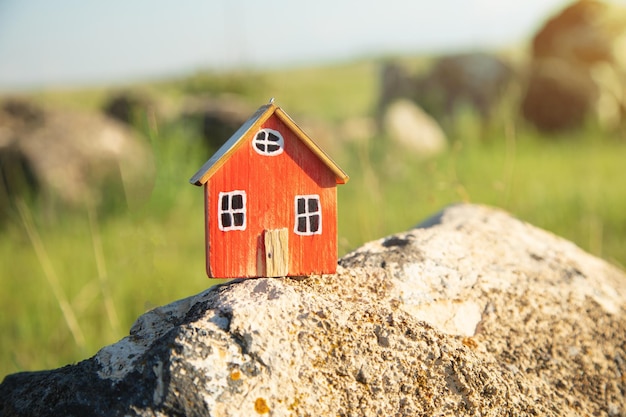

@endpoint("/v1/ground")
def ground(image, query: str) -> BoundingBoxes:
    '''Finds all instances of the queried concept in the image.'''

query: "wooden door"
[263,228,289,277]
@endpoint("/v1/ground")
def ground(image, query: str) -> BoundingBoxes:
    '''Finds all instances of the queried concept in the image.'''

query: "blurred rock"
[180,94,253,150]
[524,0,626,132]
[0,97,45,149]
[0,97,45,135]
[383,99,447,156]
[377,54,514,132]
[377,62,417,125]
[0,141,39,223]
[0,97,155,216]
[1,204,625,416]
[414,52,514,126]
[593,62,626,130]
[24,110,155,209]
[521,58,598,132]
[531,0,615,67]
[102,89,159,128]
[0,98,45,221]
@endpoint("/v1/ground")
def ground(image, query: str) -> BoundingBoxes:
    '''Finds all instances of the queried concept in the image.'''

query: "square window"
[218,191,246,231]
[294,194,321,235]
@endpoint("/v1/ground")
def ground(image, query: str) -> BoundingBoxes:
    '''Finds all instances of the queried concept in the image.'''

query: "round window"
[253,128,284,156]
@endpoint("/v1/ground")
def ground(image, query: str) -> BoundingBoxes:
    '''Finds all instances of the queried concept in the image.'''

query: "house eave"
[274,108,349,184]
[189,104,274,186]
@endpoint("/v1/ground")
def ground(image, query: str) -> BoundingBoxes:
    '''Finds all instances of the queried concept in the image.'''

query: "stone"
[531,0,617,67]
[0,99,155,213]
[102,89,160,127]
[521,58,598,132]
[376,54,514,134]
[180,94,254,151]
[525,0,626,132]
[0,98,43,221]
[383,99,447,156]
[376,61,417,126]
[413,52,514,125]
[1,204,625,416]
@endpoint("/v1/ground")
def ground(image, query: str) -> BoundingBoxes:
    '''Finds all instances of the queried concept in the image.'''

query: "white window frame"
[218,190,247,231]
[294,194,322,236]
[252,128,284,156]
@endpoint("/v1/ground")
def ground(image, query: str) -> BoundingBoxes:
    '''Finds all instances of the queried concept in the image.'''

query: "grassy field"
[1,59,625,378]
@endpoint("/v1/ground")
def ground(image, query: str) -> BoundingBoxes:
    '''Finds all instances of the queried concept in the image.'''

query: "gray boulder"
[0,99,155,213]
[22,110,155,208]
[1,204,625,416]
[383,99,447,156]
[0,98,43,221]
[180,95,254,151]
[377,54,514,131]
[102,89,159,127]
[376,62,417,126]
[413,53,514,126]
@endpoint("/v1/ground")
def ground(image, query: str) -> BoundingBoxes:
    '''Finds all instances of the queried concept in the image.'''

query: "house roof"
[189,102,349,186]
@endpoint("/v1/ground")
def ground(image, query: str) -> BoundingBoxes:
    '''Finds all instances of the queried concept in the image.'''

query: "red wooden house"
[189,101,349,278]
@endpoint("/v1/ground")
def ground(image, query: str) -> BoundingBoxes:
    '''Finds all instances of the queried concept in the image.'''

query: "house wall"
[205,114,338,278]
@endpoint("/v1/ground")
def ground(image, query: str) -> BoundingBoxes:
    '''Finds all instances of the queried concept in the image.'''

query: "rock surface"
[1,204,626,416]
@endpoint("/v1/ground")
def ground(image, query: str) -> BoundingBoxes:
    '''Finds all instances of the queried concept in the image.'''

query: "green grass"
[337,123,626,265]
[1,58,625,378]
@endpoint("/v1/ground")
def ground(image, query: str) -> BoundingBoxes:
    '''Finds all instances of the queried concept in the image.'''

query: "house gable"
[189,103,349,186]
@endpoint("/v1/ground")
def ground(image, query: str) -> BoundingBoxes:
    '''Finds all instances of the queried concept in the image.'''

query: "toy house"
[189,101,349,278]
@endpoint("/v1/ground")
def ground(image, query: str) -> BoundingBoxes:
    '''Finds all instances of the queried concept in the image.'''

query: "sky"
[0,0,592,91]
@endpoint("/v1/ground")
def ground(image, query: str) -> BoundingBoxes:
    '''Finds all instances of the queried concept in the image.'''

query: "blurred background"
[1,0,625,378]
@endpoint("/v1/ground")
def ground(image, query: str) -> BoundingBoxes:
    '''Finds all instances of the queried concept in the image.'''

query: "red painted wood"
[205,113,338,278]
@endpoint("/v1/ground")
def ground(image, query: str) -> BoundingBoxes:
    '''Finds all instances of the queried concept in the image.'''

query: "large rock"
[376,62,417,126]
[383,99,447,156]
[531,0,617,67]
[414,52,514,125]
[102,89,160,127]
[523,0,626,132]
[377,54,514,130]
[180,94,254,151]
[0,98,155,212]
[1,204,625,416]
[521,58,599,132]
[0,98,43,221]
